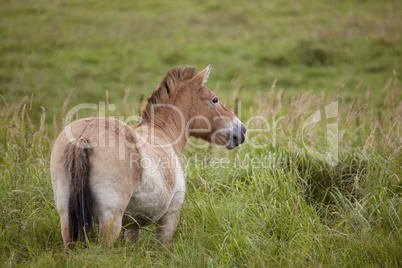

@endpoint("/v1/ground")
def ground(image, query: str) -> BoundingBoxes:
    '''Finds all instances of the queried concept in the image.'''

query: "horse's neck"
[136,118,189,156]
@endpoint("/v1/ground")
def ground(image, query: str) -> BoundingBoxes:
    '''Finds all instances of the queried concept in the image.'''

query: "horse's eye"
[212,97,219,104]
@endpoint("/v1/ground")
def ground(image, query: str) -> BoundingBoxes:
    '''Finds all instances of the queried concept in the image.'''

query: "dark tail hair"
[64,138,93,243]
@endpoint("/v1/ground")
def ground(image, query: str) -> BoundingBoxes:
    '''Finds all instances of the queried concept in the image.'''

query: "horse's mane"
[141,66,197,121]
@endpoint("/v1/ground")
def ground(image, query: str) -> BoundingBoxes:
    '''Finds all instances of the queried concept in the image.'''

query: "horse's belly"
[122,146,186,228]
[123,168,175,227]
[123,193,172,227]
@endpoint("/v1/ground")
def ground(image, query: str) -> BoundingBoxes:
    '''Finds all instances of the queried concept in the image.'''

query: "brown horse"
[50,65,246,248]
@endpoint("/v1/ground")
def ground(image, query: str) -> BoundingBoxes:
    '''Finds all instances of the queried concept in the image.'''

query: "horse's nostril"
[241,124,247,135]
[240,134,245,143]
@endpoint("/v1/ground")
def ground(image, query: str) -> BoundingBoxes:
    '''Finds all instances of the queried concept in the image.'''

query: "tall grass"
[0,75,401,266]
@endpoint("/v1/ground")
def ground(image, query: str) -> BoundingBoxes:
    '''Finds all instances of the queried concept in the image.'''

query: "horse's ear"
[191,65,211,87]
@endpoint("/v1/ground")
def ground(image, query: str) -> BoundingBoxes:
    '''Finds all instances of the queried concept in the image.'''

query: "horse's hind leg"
[60,213,71,247]
[92,188,132,248]
[124,229,140,244]
[155,211,181,247]
[98,213,124,248]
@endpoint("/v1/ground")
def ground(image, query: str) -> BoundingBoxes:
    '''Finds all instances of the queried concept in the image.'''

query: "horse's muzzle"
[226,118,247,150]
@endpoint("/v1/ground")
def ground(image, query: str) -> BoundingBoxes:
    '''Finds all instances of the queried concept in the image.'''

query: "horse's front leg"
[155,211,181,247]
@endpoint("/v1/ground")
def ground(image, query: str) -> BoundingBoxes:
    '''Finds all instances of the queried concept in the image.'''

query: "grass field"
[1,0,402,267]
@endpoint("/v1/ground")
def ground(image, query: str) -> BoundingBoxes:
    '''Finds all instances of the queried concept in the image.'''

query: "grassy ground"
[1,0,402,267]
[1,91,401,266]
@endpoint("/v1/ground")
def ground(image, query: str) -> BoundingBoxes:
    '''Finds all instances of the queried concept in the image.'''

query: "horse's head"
[184,65,247,149]
[142,65,246,149]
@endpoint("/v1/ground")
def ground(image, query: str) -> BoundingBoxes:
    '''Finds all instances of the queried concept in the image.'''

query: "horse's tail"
[64,138,93,243]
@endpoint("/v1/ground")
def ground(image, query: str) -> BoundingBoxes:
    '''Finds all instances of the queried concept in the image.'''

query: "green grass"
[1,0,402,267]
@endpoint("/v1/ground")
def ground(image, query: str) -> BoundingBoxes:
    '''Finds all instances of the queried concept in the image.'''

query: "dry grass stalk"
[20,104,27,151]
[331,85,343,102]
[397,101,402,117]
[53,113,58,138]
[198,174,210,190]
[39,106,46,136]
[12,96,28,124]
[268,79,277,99]
[368,112,388,139]
[378,111,383,132]
[271,91,284,115]
[305,121,318,146]
[387,114,401,143]
[21,104,26,124]
[282,91,317,134]
[364,125,377,151]
[26,112,34,131]
[33,106,46,143]
[0,94,9,119]
[122,86,130,104]
[2,124,19,143]
[61,79,77,120]
[347,97,358,119]
[234,97,239,116]
[392,70,398,88]
[277,128,287,141]
[383,77,392,91]
[365,87,370,104]
[347,104,368,126]
[385,120,398,146]
[4,104,14,122]
[353,110,368,134]
[338,129,346,146]
[387,145,402,164]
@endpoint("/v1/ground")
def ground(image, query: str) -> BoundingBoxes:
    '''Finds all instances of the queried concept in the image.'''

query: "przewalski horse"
[50,65,246,248]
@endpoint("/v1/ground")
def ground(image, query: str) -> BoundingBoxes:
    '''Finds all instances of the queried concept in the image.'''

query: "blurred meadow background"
[1,0,401,266]
[1,0,401,121]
